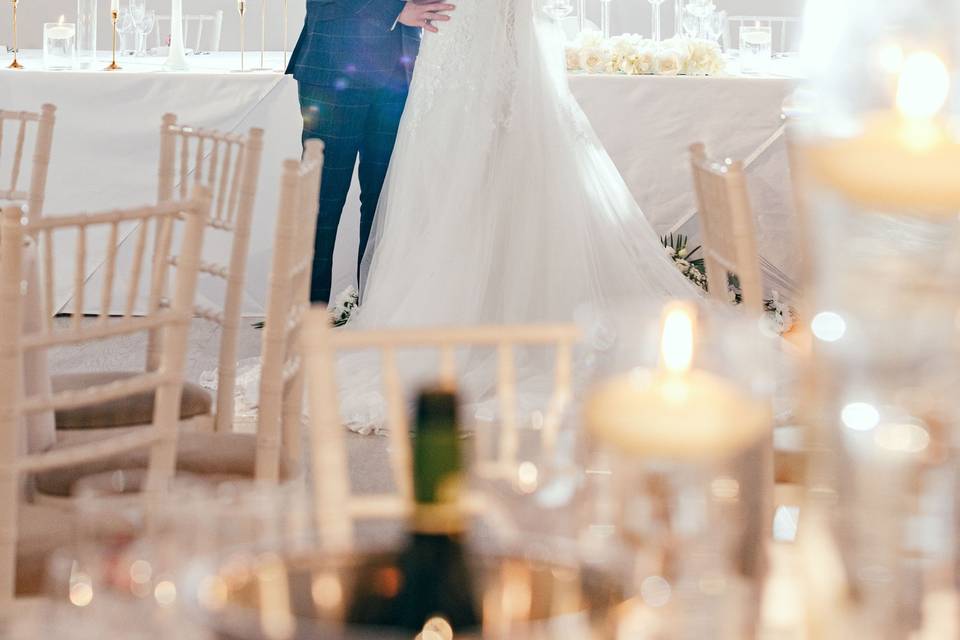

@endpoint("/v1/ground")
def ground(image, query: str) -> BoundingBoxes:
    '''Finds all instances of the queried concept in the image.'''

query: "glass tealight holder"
[43,22,77,70]
[739,24,772,73]
[580,299,778,639]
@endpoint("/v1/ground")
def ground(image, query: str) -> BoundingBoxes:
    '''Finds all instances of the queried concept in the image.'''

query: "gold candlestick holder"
[105,8,121,70]
[281,0,288,70]
[7,0,23,69]
[252,0,270,71]
[234,0,250,72]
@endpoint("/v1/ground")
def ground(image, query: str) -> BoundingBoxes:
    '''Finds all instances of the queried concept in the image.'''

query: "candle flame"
[896,51,950,121]
[58,14,65,25]
[659,302,695,375]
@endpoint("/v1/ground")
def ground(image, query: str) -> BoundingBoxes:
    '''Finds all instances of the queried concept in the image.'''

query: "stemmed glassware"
[542,0,574,20]
[133,9,156,56]
[648,0,666,42]
[701,10,726,44]
[677,0,720,40]
[117,11,136,55]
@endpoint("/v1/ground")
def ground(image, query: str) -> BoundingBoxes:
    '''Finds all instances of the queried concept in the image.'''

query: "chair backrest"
[689,143,763,313]
[153,114,264,433]
[301,310,580,550]
[0,105,56,222]
[0,190,210,610]
[254,140,324,482]
[725,16,801,54]
[154,11,224,53]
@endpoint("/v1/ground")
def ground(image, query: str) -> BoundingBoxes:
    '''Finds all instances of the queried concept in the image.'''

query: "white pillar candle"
[801,50,960,214]
[111,0,119,13]
[585,302,769,459]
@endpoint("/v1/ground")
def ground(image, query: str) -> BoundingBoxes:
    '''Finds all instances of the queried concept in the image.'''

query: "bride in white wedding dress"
[224,0,699,432]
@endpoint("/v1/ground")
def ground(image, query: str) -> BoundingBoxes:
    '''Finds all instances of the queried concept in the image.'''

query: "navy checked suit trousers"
[300,84,408,303]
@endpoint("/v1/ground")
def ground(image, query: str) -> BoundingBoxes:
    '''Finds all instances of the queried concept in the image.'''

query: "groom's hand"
[398,2,455,34]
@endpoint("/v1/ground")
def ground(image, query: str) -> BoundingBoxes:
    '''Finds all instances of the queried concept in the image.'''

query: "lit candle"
[47,15,75,39]
[111,0,119,12]
[801,50,960,214]
[585,302,769,459]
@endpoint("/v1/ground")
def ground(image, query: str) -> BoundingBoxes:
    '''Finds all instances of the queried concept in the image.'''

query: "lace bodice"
[404,0,527,133]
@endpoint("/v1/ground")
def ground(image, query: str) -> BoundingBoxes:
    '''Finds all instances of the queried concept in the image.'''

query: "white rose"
[608,35,638,59]
[576,30,604,49]
[579,47,611,74]
[661,37,691,56]
[687,39,724,75]
[635,48,657,74]
[565,45,581,71]
[654,49,683,76]
[619,54,639,75]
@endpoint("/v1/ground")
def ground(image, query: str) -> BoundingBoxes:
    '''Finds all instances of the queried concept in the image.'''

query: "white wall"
[9,0,804,51]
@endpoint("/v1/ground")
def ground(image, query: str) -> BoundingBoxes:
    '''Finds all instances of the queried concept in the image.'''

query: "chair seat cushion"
[52,371,213,429]
[17,501,147,596]
[33,432,294,497]
[774,426,806,485]
[16,504,75,596]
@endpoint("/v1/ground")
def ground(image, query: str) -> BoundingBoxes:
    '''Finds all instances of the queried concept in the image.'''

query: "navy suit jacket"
[286,0,421,91]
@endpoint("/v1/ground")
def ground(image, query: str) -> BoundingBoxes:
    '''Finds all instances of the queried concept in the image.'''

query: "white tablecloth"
[0,50,302,315]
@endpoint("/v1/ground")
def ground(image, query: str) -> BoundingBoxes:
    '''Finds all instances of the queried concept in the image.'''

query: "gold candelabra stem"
[8,0,23,69]
[238,2,246,72]
[260,0,266,68]
[282,0,288,69]
[105,9,121,70]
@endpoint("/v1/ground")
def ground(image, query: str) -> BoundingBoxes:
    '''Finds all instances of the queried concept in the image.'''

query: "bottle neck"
[412,416,464,535]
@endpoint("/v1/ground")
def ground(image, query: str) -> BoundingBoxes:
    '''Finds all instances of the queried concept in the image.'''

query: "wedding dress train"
[219,0,698,433]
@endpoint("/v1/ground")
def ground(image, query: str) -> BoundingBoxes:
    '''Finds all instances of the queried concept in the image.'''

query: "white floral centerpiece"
[661,234,797,335]
[567,31,726,77]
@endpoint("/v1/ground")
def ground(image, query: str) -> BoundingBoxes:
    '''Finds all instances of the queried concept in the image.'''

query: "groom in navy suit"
[287,0,455,303]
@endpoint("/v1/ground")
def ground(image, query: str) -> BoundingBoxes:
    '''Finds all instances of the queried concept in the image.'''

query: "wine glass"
[681,7,700,38]
[542,0,573,20]
[133,9,155,56]
[117,11,136,55]
[648,0,667,42]
[701,9,726,44]
[686,0,715,18]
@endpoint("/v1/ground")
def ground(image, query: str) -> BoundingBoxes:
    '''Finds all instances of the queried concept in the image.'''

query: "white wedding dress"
[219,1,699,433]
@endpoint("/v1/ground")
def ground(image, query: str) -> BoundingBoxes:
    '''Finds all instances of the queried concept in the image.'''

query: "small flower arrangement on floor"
[661,234,797,335]
[566,31,726,77]
[330,286,359,327]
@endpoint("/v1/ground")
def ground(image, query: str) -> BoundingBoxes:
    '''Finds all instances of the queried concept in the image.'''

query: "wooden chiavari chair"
[52,114,264,436]
[0,105,56,222]
[33,142,318,501]
[254,139,323,482]
[0,190,209,608]
[690,142,764,315]
[690,142,805,501]
[300,310,579,551]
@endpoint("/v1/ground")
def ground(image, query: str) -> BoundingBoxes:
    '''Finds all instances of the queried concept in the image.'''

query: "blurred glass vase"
[793,1,960,637]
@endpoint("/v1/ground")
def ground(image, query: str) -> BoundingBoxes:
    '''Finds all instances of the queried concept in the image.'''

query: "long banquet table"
[1,49,800,312]
[0,50,302,316]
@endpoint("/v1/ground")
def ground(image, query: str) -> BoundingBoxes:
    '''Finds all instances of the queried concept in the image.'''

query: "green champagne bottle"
[346,386,481,633]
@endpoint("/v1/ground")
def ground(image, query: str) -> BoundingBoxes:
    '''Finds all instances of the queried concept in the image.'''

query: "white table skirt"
[0,50,302,316]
